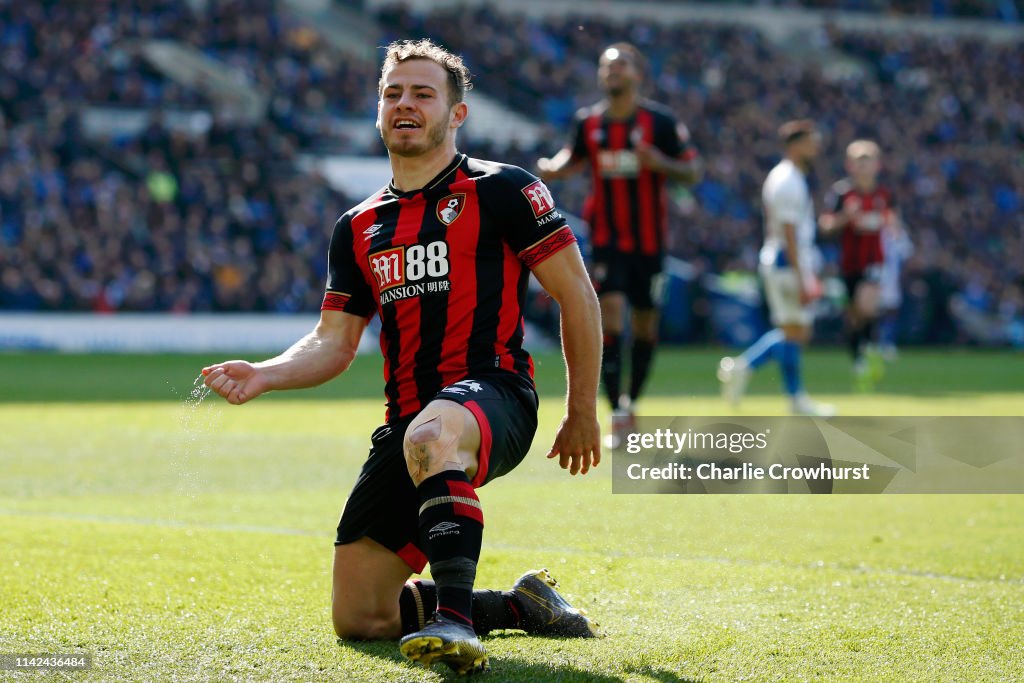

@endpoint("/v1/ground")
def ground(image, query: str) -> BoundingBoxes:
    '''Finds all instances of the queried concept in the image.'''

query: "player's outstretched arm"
[531,245,602,475]
[536,147,586,182]
[634,142,703,184]
[202,310,367,405]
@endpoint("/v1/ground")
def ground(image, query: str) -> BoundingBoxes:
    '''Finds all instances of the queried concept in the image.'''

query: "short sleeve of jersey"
[824,181,847,214]
[769,175,807,226]
[322,215,375,317]
[569,110,590,161]
[488,165,577,269]
[653,110,698,162]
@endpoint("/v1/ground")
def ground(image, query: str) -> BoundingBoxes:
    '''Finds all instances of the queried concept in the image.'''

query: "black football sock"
[399,580,519,636]
[417,471,483,628]
[862,319,877,348]
[629,339,656,403]
[399,578,434,634]
[470,589,518,635]
[846,324,863,362]
[602,333,623,410]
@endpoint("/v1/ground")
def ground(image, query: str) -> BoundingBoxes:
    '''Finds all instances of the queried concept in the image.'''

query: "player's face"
[847,154,880,182]
[377,59,463,158]
[795,131,822,164]
[598,49,640,96]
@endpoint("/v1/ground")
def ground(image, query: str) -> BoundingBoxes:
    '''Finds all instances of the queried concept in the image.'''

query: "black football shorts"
[590,247,664,310]
[844,263,884,302]
[334,371,539,572]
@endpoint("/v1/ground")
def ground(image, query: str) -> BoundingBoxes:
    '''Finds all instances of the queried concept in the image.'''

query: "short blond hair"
[846,139,881,159]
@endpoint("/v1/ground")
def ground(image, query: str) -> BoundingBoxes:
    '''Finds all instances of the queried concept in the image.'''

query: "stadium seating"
[1,0,1020,345]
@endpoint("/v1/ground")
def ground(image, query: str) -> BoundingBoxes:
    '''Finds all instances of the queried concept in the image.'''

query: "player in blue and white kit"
[718,120,835,416]
[877,217,913,360]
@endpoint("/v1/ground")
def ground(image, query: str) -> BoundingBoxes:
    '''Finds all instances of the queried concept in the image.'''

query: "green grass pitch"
[1,348,1023,682]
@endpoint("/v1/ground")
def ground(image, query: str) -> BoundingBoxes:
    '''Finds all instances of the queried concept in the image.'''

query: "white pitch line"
[2,509,1021,586]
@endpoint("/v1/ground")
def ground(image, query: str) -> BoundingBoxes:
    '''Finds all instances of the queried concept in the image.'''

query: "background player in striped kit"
[820,139,902,389]
[718,120,835,416]
[202,39,602,675]
[537,42,701,442]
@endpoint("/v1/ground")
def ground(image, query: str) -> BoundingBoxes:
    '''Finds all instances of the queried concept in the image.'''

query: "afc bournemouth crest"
[437,193,466,226]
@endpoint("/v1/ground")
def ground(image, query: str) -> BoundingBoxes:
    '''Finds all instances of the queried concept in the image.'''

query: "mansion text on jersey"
[379,279,451,304]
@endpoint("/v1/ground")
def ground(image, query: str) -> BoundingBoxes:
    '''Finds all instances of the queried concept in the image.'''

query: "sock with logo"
[399,580,518,635]
[602,333,623,410]
[629,339,655,402]
[417,470,483,628]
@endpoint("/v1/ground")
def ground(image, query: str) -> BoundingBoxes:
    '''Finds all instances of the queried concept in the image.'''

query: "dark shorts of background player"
[843,264,883,303]
[334,371,539,573]
[590,247,663,310]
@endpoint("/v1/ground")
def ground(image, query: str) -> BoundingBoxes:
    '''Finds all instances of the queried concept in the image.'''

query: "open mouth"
[393,119,421,130]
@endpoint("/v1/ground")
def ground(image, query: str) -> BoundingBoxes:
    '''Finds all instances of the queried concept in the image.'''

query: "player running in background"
[718,120,835,416]
[537,42,701,441]
[819,140,900,390]
[877,211,913,360]
[203,39,601,675]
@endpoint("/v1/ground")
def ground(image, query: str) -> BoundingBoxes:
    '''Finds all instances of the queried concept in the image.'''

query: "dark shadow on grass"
[338,638,700,682]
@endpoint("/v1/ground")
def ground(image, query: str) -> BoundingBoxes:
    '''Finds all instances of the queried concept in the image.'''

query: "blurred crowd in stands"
[2,0,1022,346]
[380,4,1024,345]
[767,0,1022,21]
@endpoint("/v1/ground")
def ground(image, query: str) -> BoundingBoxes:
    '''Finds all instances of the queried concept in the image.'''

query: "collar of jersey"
[385,153,466,200]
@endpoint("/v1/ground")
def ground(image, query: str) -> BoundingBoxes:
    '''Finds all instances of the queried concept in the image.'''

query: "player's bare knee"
[407,416,443,446]
[403,414,462,482]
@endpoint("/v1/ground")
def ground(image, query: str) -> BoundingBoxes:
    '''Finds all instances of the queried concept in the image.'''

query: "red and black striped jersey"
[569,100,698,256]
[322,154,577,422]
[824,179,895,275]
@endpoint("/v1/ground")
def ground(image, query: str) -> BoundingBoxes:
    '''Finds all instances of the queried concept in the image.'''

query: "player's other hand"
[800,275,823,305]
[536,157,559,181]
[201,361,269,405]
[546,412,602,476]
[633,142,666,172]
[818,213,838,233]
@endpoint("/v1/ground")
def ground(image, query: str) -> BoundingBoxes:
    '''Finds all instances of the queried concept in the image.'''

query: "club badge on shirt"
[437,193,466,226]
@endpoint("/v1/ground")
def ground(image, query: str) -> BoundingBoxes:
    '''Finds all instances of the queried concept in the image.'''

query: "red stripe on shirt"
[636,109,658,255]
[392,198,427,418]
[345,203,394,417]
[495,241,521,372]
[608,122,634,253]
[584,114,610,248]
[439,171,479,387]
